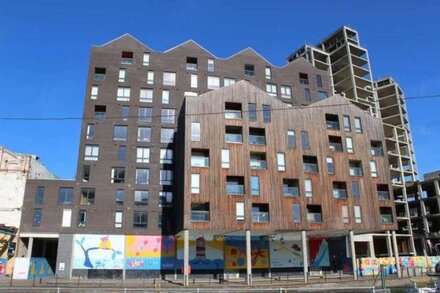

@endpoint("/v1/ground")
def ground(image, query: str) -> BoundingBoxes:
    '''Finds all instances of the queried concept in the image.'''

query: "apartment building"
[18,26,409,282]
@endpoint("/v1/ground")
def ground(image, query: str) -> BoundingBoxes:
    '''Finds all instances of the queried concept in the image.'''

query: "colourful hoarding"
[176,236,224,270]
[269,239,303,268]
[73,235,124,269]
[225,236,269,270]
[309,237,330,267]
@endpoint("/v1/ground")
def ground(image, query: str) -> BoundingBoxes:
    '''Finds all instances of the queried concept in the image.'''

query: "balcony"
[378,191,391,200]
[329,143,343,152]
[225,126,243,143]
[349,167,363,177]
[191,210,210,222]
[250,152,267,170]
[225,111,242,119]
[307,213,322,223]
[284,187,300,197]
[226,176,245,195]
[326,121,340,130]
[303,163,318,173]
[333,189,348,199]
[371,147,384,156]
[191,149,209,167]
[252,212,270,223]
[249,135,266,145]
[381,214,393,224]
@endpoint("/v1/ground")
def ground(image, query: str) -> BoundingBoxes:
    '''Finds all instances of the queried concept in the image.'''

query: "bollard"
[55,274,58,287]
[9,267,13,287]
[324,270,327,282]
[77,273,80,286]
[33,274,36,287]
[193,277,195,284]
[339,270,342,280]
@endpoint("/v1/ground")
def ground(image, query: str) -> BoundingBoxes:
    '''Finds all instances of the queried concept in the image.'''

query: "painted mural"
[176,236,224,270]
[73,235,124,269]
[28,258,54,279]
[225,236,269,270]
[0,258,6,276]
[359,256,440,276]
[309,237,330,267]
[125,235,176,270]
[269,239,303,268]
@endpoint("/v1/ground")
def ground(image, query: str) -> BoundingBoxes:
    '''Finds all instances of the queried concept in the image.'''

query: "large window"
[251,176,260,196]
[117,87,131,101]
[226,176,245,195]
[352,181,360,200]
[248,103,257,121]
[191,174,200,194]
[136,147,150,163]
[143,53,150,66]
[133,211,148,228]
[292,204,301,223]
[84,145,99,161]
[118,145,126,160]
[140,89,153,103]
[266,83,277,96]
[370,161,378,177]
[113,125,128,141]
[147,71,154,84]
[161,109,176,124]
[262,105,271,122]
[281,85,292,99]
[224,77,235,86]
[163,72,176,86]
[225,126,243,143]
[58,187,73,205]
[287,130,296,148]
[32,208,42,227]
[304,179,313,197]
[134,190,149,205]
[118,68,126,82]
[284,179,299,197]
[277,153,286,171]
[161,128,175,143]
[207,76,220,89]
[138,107,152,123]
[160,149,173,164]
[191,149,209,167]
[221,149,230,168]
[80,188,95,205]
[94,105,106,120]
[299,73,309,85]
[349,160,363,176]
[111,167,125,183]
[354,117,363,133]
[135,168,149,185]
[162,90,170,104]
[35,186,45,205]
[191,122,200,141]
[159,192,173,207]
[160,170,173,185]
[137,127,151,142]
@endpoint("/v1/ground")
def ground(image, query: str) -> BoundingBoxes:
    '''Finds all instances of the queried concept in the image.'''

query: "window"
[117,87,131,101]
[316,75,323,88]
[326,157,334,174]
[226,176,245,195]
[94,105,106,120]
[236,202,245,221]
[134,190,149,205]
[32,209,42,227]
[329,136,343,152]
[159,191,173,207]
[140,89,153,103]
[186,57,197,70]
[277,153,286,171]
[208,59,215,72]
[301,131,309,149]
[263,105,271,122]
[133,211,148,228]
[162,90,170,104]
[342,206,349,223]
[163,72,176,86]
[116,189,125,205]
[90,86,99,100]
[161,128,174,143]
[266,83,277,96]
[115,211,123,228]
[191,203,210,222]
[225,102,242,119]
[225,126,243,143]
[251,176,260,196]
[281,85,292,99]
[299,73,309,85]
[244,64,255,76]
[135,168,149,185]
[224,77,235,86]
[249,128,266,145]
[191,122,201,141]
[117,147,126,162]
[80,188,95,205]
[114,125,128,141]
[248,103,257,121]
[265,67,272,79]
[292,204,301,223]
[380,207,393,224]
[158,214,163,228]
[221,149,230,168]
[354,206,362,223]
[304,88,311,102]
[190,74,198,88]
[303,156,318,173]
[122,106,129,121]
[250,152,267,170]
[284,179,300,197]
[377,184,390,200]
[111,167,125,183]
[371,141,384,156]
[370,161,378,177]
[207,76,220,89]
[58,187,73,205]
[191,149,209,167]
[82,165,90,182]
[35,186,45,205]
[325,114,339,130]
[352,181,360,200]
[252,203,269,223]
[136,147,150,163]
[94,67,106,81]
[346,137,354,153]
[343,115,351,132]
[333,181,347,199]
[143,53,150,66]
[118,68,126,82]
[160,170,173,185]
[304,179,313,197]
[137,127,151,142]
[84,145,99,161]
[318,91,328,100]
[121,51,133,64]
[77,210,87,227]
[138,107,152,124]
[307,205,322,223]
[147,71,154,84]
[160,148,173,164]
[349,160,363,176]
[287,130,296,148]
[62,209,72,227]
[161,109,175,124]
[354,117,363,133]
[86,124,95,139]
[191,174,200,193]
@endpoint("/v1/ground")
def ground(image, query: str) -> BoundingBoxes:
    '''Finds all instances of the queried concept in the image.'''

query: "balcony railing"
[378,191,390,200]
[349,167,363,176]
[186,63,197,70]
[225,111,242,119]
[371,147,384,156]
[252,212,269,223]
[307,213,322,223]
[333,189,348,199]
[94,74,105,81]
[227,185,244,195]
[329,143,343,152]
[244,70,255,77]
[250,160,267,170]
[381,214,393,224]
[225,134,243,143]
[191,211,210,222]
[121,58,133,65]
[284,187,300,197]
[304,163,318,173]
[191,157,209,167]
[249,135,266,145]
[326,121,339,130]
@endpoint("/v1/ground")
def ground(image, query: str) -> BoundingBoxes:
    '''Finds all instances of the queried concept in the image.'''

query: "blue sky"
[1,0,439,179]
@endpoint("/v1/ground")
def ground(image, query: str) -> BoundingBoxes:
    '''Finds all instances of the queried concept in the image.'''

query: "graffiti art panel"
[72,235,124,269]
[225,236,269,270]
[176,236,224,270]
[269,240,303,268]
[309,237,330,267]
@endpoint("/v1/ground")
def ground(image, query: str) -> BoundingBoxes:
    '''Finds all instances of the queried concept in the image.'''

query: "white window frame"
[265,67,272,79]
[90,86,99,100]
[277,153,286,171]
[266,83,277,96]
[191,174,200,194]
[136,147,150,163]
[160,170,173,185]
[160,128,174,143]
[140,88,153,103]
[191,122,201,141]
[224,77,235,86]
[147,71,154,84]
[161,109,175,124]
[221,149,230,168]
[236,202,245,221]
[207,59,215,72]
[346,137,354,153]
[355,117,363,133]
[143,53,150,66]
[135,168,149,185]
[326,157,334,174]
[354,205,362,223]
[190,74,198,88]
[117,87,131,101]
[160,149,173,164]
[207,76,220,89]
[62,209,72,227]
[305,179,313,197]
[370,161,378,177]
[163,72,176,86]
[280,85,292,98]
[118,68,126,82]
[115,211,123,228]
[342,205,349,224]
[137,127,151,142]
[86,124,94,139]
[162,90,170,104]
[84,145,99,161]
